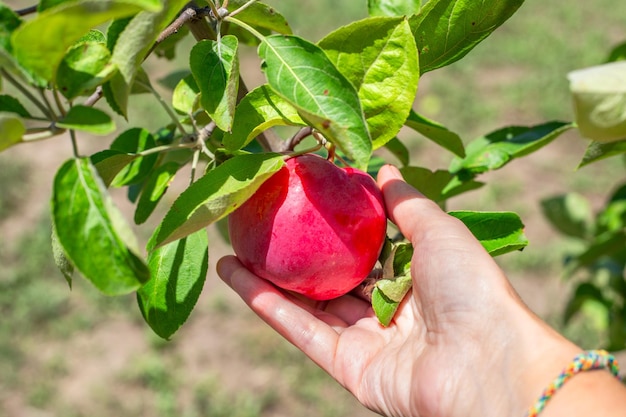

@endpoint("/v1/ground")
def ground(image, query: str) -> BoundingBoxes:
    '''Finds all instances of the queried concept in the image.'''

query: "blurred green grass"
[1,1,626,416]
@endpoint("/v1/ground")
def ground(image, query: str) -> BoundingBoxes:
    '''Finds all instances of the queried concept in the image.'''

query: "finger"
[216,255,343,372]
[376,164,485,254]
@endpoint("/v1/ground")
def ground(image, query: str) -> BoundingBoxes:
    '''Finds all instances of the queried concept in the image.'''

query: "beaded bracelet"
[525,349,622,417]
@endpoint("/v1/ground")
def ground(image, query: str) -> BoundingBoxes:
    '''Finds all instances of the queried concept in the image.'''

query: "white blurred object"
[568,61,626,143]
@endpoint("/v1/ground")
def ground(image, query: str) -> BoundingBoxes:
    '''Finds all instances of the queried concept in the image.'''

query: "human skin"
[217,164,626,417]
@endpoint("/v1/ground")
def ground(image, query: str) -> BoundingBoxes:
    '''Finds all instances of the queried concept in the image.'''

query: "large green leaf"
[153,153,285,248]
[368,0,422,17]
[448,210,528,256]
[258,35,372,170]
[190,36,240,132]
[138,229,208,339]
[449,121,574,177]
[0,113,25,151]
[319,17,419,149]
[11,0,161,83]
[105,0,189,116]
[405,110,465,157]
[51,158,150,295]
[410,0,524,74]
[57,105,115,135]
[222,84,305,151]
[568,61,626,143]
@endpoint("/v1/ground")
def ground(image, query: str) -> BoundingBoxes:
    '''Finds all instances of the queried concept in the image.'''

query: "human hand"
[217,164,581,417]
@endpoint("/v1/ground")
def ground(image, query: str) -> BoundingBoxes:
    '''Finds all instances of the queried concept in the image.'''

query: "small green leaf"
[222,84,305,151]
[138,228,209,339]
[319,17,419,149]
[541,193,594,239]
[154,153,285,248]
[0,113,25,151]
[57,105,115,134]
[400,166,484,203]
[607,41,626,63]
[405,110,465,157]
[51,158,150,295]
[259,35,372,170]
[172,73,200,114]
[109,127,157,186]
[134,162,179,225]
[410,0,524,74]
[91,149,138,187]
[449,122,574,177]
[0,95,32,118]
[368,0,421,17]
[11,0,162,83]
[106,0,189,116]
[448,210,528,256]
[226,0,292,37]
[568,61,626,143]
[578,139,626,168]
[190,36,240,132]
[57,40,116,100]
[373,242,413,327]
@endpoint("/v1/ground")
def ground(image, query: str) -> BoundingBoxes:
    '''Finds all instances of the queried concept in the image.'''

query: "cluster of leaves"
[541,43,626,350]
[0,0,584,337]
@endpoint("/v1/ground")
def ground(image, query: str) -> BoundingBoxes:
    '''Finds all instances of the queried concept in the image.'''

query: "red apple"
[228,154,387,300]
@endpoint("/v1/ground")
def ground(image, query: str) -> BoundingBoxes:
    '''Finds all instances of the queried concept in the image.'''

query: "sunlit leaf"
[259,35,371,170]
[448,210,528,256]
[222,84,305,151]
[153,153,285,248]
[368,0,422,17]
[172,73,200,114]
[57,39,116,100]
[138,229,208,339]
[319,17,419,149]
[57,105,115,135]
[0,113,25,151]
[410,0,524,74]
[51,158,150,295]
[578,139,626,168]
[190,36,240,132]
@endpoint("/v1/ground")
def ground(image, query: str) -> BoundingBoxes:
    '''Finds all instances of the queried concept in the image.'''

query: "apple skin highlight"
[228,154,387,300]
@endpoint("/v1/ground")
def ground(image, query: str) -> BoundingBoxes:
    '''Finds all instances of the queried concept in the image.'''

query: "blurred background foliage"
[1,0,626,416]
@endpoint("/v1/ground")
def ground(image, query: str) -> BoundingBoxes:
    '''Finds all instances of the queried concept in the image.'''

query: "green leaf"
[0,113,25,151]
[607,41,626,63]
[368,0,421,16]
[0,95,31,118]
[154,153,285,248]
[405,110,465,157]
[258,35,372,170]
[138,228,209,339]
[57,105,115,135]
[541,193,594,239]
[91,149,138,187]
[11,0,162,83]
[57,40,116,100]
[38,0,77,12]
[172,73,200,114]
[448,210,528,256]
[105,0,189,116]
[190,36,240,132]
[51,222,74,288]
[400,166,484,203]
[373,242,414,327]
[410,0,524,74]
[578,139,626,168]
[384,137,410,166]
[319,17,419,149]
[568,230,626,271]
[226,0,292,36]
[449,121,574,177]
[222,84,305,151]
[51,158,150,295]
[108,127,158,187]
[0,5,21,53]
[134,162,179,224]
[564,282,606,325]
[568,61,626,143]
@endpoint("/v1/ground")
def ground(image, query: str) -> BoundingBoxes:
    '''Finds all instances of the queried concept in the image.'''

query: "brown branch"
[15,5,37,16]
[83,86,103,107]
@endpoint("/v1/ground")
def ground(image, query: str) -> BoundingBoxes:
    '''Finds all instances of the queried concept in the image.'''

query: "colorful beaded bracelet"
[525,349,622,417]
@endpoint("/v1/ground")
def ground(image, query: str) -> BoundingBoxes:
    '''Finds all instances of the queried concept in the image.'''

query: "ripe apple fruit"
[228,154,387,300]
